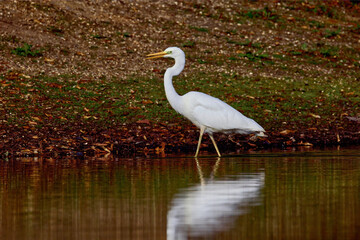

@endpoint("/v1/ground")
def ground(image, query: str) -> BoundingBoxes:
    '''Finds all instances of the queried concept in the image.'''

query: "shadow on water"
[0,148,360,240]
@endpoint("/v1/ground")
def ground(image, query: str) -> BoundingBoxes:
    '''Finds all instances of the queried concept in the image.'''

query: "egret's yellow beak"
[146,51,167,59]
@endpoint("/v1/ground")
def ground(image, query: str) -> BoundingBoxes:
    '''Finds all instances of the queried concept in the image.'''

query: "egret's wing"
[184,92,264,133]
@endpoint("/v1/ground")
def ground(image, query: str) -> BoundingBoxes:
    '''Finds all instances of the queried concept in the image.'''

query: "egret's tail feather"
[256,132,267,137]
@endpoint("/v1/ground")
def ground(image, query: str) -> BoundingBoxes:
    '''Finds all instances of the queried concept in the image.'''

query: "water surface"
[1,148,359,239]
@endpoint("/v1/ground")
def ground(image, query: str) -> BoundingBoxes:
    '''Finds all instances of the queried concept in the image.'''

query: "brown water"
[1,148,360,240]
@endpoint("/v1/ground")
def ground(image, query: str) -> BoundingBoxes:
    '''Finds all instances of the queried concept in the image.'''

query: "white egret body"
[147,47,266,157]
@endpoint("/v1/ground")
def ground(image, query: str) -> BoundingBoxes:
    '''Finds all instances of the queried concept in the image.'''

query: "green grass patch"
[324,28,341,38]
[227,39,263,49]
[319,46,338,57]
[286,43,340,60]
[92,34,107,39]
[238,51,270,62]
[190,26,209,32]
[305,4,340,19]
[309,20,325,29]
[350,24,360,34]
[241,7,280,22]
[12,43,43,57]
[47,26,64,36]
[1,70,359,131]
[182,41,195,48]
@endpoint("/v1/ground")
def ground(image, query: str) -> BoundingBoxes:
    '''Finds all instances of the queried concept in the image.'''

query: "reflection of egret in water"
[167,158,264,240]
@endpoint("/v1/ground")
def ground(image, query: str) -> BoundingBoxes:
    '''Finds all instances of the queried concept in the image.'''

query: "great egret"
[147,47,266,157]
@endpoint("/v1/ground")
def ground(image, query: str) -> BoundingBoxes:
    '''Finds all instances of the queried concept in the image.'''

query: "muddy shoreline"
[2,120,359,158]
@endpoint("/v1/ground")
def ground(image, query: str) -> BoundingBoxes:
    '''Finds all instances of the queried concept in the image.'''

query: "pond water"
[1,148,360,240]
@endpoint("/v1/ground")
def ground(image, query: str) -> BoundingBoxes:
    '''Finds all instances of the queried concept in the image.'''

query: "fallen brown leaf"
[280,129,296,135]
[136,119,150,124]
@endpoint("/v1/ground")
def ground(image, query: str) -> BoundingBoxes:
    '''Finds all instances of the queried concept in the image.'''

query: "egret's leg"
[195,127,205,157]
[209,134,221,157]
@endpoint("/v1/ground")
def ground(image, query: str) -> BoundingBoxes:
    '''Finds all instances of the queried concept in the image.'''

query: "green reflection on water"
[0,149,359,240]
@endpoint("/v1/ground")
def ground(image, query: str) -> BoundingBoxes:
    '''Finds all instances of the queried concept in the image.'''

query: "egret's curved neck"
[164,55,185,113]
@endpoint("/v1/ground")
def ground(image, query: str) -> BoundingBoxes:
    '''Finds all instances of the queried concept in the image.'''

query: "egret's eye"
[167,51,172,54]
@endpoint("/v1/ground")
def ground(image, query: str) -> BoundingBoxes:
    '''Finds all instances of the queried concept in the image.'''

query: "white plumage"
[147,47,266,157]
[181,91,264,134]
